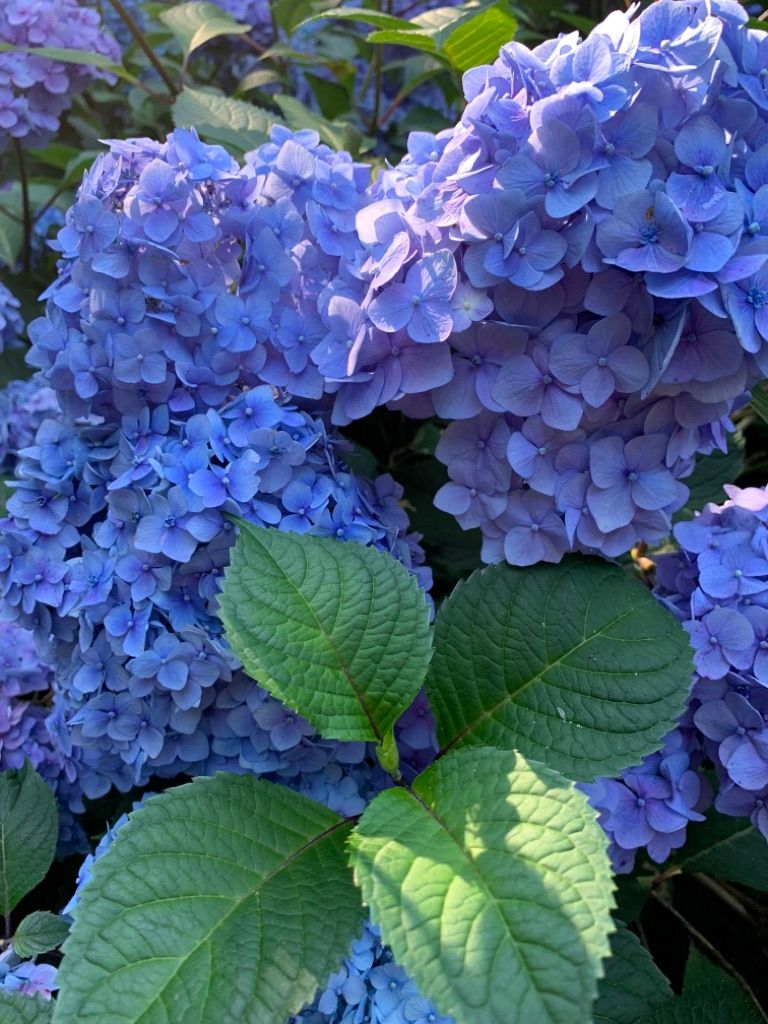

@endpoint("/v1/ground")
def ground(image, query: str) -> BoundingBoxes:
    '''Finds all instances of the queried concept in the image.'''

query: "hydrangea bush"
[2,0,768,1022]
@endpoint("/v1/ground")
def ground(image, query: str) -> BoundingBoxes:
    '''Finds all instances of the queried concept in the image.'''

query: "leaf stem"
[107,0,178,96]
[12,140,31,275]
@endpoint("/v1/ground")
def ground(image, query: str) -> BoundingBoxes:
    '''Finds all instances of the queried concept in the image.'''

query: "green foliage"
[426,558,693,781]
[442,4,518,71]
[593,925,672,1024]
[0,44,143,89]
[678,816,768,891]
[676,434,745,520]
[12,910,69,958]
[646,949,762,1024]
[304,0,517,75]
[0,762,58,921]
[350,747,615,1024]
[219,521,432,757]
[751,380,768,425]
[159,1,252,58]
[53,775,363,1024]
[0,992,53,1024]
[171,86,269,153]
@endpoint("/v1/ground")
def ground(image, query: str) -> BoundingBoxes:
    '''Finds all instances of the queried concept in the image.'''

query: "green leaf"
[53,775,362,1024]
[350,747,615,1024]
[675,434,744,521]
[159,1,251,57]
[443,4,517,71]
[13,910,69,958]
[271,0,314,34]
[0,44,142,89]
[219,522,432,748]
[236,67,281,94]
[0,347,31,388]
[751,379,768,425]
[677,815,768,891]
[273,94,363,155]
[0,992,53,1024]
[593,925,672,1024]
[27,143,81,170]
[299,8,416,31]
[0,478,12,516]
[0,762,58,919]
[426,557,693,782]
[366,28,439,53]
[171,87,269,153]
[647,949,762,1024]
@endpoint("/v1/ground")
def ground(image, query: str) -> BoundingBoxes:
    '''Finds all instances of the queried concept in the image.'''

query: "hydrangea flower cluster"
[0,0,120,147]
[1,127,431,809]
[580,726,711,874]
[0,389,429,806]
[310,0,768,565]
[0,282,23,354]
[0,947,57,1001]
[653,482,768,843]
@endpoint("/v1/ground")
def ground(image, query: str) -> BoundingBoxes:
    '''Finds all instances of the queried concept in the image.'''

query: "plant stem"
[107,0,177,96]
[12,139,31,275]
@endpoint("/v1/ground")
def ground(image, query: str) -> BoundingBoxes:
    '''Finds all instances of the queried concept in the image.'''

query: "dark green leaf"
[0,992,53,1024]
[53,775,362,1024]
[350,747,615,1024]
[427,557,693,781]
[0,762,58,918]
[646,949,763,1024]
[678,815,768,891]
[219,522,432,753]
[675,435,745,521]
[593,925,672,1024]
[0,478,12,516]
[751,380,768,425]
[13,911,69,958]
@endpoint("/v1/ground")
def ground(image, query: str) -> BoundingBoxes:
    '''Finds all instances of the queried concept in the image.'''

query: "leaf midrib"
[229,530,383,742]
[405,787,567,1023]
[439,576,637,756]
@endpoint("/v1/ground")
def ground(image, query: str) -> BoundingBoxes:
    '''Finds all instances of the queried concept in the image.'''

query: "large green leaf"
[442,4,517,70]
[159,1,251,57]
[0,762,58,919]
[426,558,692,781]
[647,949,762,1024]
[349,747,615,1024]
[12,910,69,959]
[0,993,53,1024]
[593,925,672,1024]
[53,775,362,1024]
[219,522,432,752]
[678,815,768,891]
[171,87,269,153]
